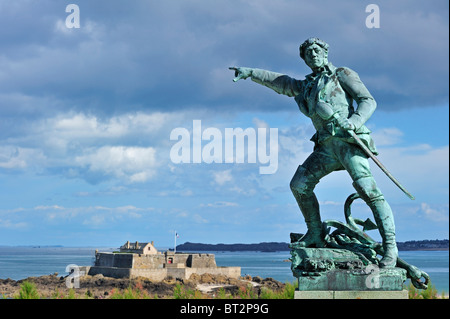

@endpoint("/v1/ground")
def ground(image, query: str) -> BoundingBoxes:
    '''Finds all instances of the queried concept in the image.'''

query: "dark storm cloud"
[0,0,448,120]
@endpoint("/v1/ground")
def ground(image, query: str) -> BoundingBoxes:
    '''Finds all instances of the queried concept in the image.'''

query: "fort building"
[83,241,241,281]
[119,241,160,255]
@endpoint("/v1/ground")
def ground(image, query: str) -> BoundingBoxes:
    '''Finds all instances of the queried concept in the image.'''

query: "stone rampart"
[94,252,133,268]
[87,251,240,281]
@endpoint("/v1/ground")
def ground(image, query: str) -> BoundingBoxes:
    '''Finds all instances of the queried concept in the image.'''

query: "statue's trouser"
[290,138,398,267]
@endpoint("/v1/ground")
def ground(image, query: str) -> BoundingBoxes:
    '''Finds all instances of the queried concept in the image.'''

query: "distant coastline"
[1,239,448,252]
[176,239,449,252]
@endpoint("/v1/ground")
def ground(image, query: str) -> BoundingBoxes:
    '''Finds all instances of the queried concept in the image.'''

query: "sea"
[0,247,448,294]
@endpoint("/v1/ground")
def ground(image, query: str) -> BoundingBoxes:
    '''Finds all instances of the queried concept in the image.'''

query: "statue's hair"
[299,38,329,60]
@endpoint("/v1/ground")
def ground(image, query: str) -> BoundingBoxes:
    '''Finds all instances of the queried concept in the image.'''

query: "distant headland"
[176,239,449,252]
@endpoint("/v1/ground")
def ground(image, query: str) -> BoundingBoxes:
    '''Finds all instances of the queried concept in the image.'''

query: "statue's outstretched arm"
[229,66,302,97]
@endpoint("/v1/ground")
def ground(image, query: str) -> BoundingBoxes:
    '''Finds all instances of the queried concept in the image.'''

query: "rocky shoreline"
[0,273,286,299]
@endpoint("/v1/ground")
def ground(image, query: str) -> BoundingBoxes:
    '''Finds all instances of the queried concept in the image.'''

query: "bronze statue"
[230,37,409,269]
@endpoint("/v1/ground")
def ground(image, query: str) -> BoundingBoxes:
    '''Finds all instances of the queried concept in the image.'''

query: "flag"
[176,232,180,238]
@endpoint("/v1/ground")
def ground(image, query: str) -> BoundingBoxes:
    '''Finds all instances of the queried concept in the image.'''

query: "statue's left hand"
[229,67,253,82]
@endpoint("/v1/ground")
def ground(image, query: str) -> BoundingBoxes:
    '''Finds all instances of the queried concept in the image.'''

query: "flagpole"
[174,231,177,254]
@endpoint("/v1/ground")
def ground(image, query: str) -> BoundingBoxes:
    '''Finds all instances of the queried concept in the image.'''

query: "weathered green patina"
[291,248,407,291]
[290,193,429,290]
[230,37,428,291]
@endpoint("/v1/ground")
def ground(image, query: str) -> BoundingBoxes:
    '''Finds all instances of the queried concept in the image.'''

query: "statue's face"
[303,44,327,70]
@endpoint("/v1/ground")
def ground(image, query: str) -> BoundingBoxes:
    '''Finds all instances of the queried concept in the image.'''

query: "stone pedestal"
[291,247,409,299]
[297,267,407,291]
[294,289,408,299]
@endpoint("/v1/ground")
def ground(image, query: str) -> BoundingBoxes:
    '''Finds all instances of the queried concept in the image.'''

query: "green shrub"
[109,283,150,299]
[15,281,40,299]
[215,287,233,299]
[259,281,298,299]
[236,283,258,299]
[407,282,446,299]
[173,283,205,299]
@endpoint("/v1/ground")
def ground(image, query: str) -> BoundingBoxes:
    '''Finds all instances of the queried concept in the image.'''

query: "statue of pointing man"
[230,37,398,268]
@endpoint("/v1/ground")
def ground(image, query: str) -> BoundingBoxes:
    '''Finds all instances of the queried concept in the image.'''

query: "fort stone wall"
[94,252,133,268]
[132,254,166,269]
[87,251,240,281]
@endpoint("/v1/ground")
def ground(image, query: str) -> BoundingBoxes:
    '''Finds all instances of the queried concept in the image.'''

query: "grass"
[9,279,448,299]
[52,288,77,299]
[407,282,447,299]
[109,282,155,299]
[259,281,298,299]
[212,281,298,299]
[14,281,40,299]
[173,283,206,299]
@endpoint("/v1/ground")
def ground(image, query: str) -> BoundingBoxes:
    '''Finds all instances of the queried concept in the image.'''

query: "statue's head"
[299,38,329,70]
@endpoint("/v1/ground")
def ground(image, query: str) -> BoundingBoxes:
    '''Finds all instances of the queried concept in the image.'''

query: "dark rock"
[252,276,263,283]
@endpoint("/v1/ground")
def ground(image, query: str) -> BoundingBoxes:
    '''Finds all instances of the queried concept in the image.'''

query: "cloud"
[213,169,233,185]
[40,111,171,149]
[1,110,180,183]
[34,205,65,211]
[0,204,150,230]
[200,201,239,208]
[370,128,404,146]
[252,118,269,129]
[0,1,447,246]
[420,203,449,222]
[83,214,106,228]
[372,143,449,200]
[0,0,447,119]
[0,218,28,230]
[0,146,46,170]
[75,146,157,183]
[193,214,209,224]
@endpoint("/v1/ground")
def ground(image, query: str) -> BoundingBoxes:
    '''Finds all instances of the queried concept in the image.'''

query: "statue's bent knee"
[352,176,384,203]
[290,165,315,197]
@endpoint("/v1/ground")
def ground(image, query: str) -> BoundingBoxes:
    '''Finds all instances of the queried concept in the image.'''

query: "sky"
[0,0,448,248]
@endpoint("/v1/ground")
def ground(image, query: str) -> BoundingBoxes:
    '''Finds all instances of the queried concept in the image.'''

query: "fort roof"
[119,240,159,255]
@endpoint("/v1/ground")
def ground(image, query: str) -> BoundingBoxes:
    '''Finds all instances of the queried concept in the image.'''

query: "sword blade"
[348,130,415,200]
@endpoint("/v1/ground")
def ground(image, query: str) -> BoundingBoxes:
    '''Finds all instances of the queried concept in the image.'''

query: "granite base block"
[294,289,408,299]
[297,267,407,291]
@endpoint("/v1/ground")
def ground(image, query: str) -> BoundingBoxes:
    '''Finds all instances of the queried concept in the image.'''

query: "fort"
[82,241,241,281]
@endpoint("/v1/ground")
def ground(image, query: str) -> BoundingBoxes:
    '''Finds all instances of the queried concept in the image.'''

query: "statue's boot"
[353,176,398,268]
[293,192,326,248]
[370,199,398,268]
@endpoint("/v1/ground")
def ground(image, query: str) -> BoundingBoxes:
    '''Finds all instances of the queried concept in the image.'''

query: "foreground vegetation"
[5,280,448,300]
[407,282,448,299]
